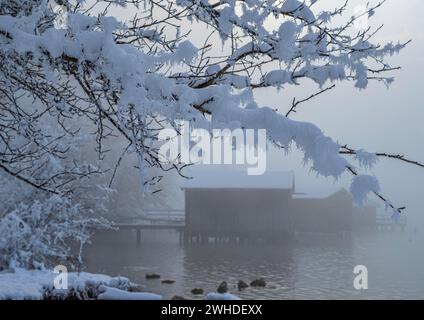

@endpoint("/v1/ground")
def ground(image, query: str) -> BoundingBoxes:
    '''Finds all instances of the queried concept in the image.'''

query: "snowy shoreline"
[0,269,240,300]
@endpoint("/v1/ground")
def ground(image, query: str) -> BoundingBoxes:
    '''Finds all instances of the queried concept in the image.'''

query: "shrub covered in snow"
[0,193,109,271]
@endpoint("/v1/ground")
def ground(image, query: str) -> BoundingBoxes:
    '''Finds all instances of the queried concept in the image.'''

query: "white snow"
[206,292,241,300]
[97,285,162,300]
[350,175,380,205]
[276,21,298,62]
[263,70,292,86]
[173,40,198,64]
[0,269,137,300]
[354,149,378,168]
[281,0,316,23]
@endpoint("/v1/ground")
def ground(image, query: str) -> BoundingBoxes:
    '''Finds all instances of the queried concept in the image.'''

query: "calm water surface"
[84,230,424,299]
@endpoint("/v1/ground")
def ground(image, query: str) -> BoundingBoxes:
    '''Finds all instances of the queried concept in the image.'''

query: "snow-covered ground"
[0,269,159,300]
[205,292,242,300]
[0,269,241,300]
[97,285,162,300]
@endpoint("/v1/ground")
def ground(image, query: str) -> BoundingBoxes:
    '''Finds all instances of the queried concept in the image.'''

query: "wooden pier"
[115,209,406,246]
[115,210,185,246]
[376,213,407,231]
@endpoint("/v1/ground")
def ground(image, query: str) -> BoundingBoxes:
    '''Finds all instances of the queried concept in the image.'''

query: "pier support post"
[179,230,184,245]
[136,228,141,246]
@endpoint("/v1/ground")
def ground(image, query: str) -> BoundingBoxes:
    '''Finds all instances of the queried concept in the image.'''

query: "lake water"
[84,230,424,299]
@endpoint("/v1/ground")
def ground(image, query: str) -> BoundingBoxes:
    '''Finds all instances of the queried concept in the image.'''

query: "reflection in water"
[83,230,424,299]
[181,243,296,299]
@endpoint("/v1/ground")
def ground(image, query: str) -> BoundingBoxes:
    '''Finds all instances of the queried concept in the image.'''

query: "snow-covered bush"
[0,192,109,271]
[0,269,137,300]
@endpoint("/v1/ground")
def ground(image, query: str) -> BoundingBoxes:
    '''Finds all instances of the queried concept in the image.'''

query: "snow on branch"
[340,145,424,169]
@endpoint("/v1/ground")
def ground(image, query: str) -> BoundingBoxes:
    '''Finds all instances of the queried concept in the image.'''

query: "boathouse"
[182,170,295,242]
[291,188,353,233]
[352,202,378,231]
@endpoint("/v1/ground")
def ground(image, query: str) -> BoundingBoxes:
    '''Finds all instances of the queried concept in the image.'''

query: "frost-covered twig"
[340,145,424,169]
[285,84,336,117]
[346,166,405,214]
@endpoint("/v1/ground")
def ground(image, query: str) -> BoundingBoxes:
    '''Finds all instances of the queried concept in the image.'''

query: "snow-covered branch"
[340,145,424,169]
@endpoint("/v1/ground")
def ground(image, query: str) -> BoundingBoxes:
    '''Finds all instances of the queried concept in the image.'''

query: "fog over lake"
[85,230,424,299]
